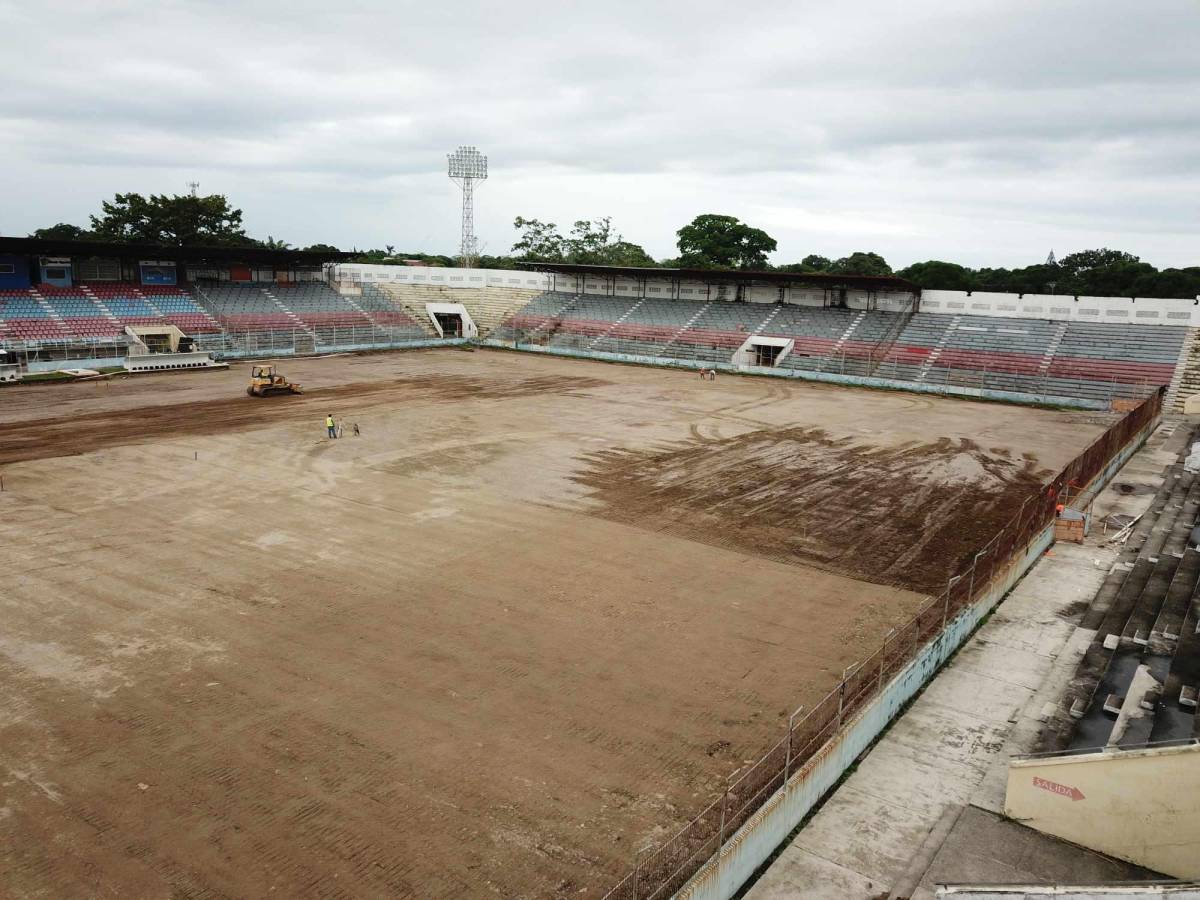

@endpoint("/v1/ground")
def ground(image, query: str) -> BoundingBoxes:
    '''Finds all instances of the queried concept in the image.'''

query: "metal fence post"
[838,664,853,724]
[718,786,729,848]
[879,628,894,690]
[784,705,803,784]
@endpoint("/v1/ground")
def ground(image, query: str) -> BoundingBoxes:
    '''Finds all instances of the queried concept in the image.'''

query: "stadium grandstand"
[6,238,1197,415]
[0,237,446,375]
[331,260,1200,414]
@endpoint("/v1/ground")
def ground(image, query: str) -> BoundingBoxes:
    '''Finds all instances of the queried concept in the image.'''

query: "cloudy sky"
[1,0,1197,269]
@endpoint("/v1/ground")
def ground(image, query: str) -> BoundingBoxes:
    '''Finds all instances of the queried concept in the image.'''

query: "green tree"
[1053,249,1153,297]
[565,217,655,266]
[1058,248,1140,276]
[596,240,656,267]
[29,223,93,241]
[263,235,291,250]
[89,192,254,246]
[344,249,454,266]
[302,243,342,254]
[1139,267,1200,299]
[897,260,974,290]
[564,217,613,261]
[829,251,892,277]
[972,267,1016,292]
[478,254,520,270]
[511,216,566,261]
[776,254,833,274]
[676,214,777,269]
[512,215,655,266]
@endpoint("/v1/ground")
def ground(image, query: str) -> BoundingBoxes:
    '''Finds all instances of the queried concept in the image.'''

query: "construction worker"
[326,414,337,439]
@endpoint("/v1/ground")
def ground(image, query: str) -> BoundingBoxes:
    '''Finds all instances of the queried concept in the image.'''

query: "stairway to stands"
[1166,327,1200,413]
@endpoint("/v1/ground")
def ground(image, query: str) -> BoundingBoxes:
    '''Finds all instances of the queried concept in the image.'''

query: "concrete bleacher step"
[380,284,460,336]
[831,309,867,352]
[661,300,714,350]
[260,288,316,337]
[1037,320,1070,375]
[336,293,387,336]
[753,304,784,335]
[587,298,645,349]
[1046,465,1179,751]
[522,293,583,340]
[1149,574,1200,743]
[1166,326,1200,413]
[78,288,123,326]
[915,314,962,381]
[31,291,66,325]
[1062,446,1196,751]
[1120,472,1199,647]
[463,288,541,338]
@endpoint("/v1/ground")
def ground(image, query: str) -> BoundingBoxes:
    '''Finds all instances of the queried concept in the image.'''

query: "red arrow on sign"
[1033,775,1086,801]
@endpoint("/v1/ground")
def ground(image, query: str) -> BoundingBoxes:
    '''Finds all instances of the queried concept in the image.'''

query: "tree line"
[25,194,1200,299]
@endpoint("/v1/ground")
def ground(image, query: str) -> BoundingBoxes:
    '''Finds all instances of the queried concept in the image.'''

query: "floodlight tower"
[447,146,488,268]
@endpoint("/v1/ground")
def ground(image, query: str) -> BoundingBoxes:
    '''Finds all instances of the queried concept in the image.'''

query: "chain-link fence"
[193,324,438,357]
[600,389,1164,900]
[0,338,129,365]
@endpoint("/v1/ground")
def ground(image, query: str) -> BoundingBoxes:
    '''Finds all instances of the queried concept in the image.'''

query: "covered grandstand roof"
[0,236,350,265]
[531,262,918,293]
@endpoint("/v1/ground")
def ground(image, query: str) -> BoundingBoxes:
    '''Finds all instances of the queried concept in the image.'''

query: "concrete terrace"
[744,421,1191,900]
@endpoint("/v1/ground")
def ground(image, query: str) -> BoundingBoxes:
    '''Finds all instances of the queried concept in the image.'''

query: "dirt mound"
[574,427,1049,595]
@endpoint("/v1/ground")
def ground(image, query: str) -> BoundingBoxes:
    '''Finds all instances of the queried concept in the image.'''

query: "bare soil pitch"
[0,350,1104,898]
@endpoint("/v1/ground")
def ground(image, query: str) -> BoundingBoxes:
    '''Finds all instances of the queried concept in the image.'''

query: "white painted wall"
[1005,743,1200,878]
[922,290,1200,326]
[332,264,550,292]
[423,302,478,339]
[733,335,793,367]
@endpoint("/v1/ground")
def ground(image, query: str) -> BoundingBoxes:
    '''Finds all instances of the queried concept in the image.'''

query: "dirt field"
[0,349,1105,898]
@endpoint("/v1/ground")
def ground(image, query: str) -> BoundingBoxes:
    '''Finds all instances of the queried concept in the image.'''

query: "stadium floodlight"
[447,146,488,269]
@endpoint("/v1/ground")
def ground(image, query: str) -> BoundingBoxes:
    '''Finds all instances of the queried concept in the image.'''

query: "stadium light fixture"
[448,146,488,268]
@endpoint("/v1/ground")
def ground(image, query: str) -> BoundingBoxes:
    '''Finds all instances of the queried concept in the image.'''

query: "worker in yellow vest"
[326,414,337,439]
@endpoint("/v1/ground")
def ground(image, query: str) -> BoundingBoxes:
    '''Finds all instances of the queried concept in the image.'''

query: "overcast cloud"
[1,0,1197,268]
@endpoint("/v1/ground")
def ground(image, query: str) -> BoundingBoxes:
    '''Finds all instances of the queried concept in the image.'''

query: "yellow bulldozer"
[246,364,303,397]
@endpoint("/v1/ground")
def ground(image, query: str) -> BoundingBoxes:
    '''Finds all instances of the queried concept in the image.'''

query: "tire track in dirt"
[0,374,609,465]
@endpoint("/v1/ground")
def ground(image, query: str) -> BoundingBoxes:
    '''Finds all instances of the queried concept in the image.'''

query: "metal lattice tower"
[447,146,487,268]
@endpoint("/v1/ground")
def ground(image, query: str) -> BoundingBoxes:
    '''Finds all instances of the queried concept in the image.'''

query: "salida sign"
[1033,775,1086,801]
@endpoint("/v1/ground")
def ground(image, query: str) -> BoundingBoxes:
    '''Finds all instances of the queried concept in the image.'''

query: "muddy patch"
[574,427,1050,595]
